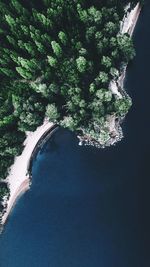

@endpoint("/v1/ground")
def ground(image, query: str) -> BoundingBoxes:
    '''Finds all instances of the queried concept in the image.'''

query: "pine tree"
[47,56,57,67]
[76,56,87,73]
[6,35,16,47]
[16,67,33,79]
[11,0,29,16]
[0,67,15,77]
[5,14,16,28]
[58,31,67,45]
[51,41,62,57]
[45,104,60,122]
[24,42,37,57]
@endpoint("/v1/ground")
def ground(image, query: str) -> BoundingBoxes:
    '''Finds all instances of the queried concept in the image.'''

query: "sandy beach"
[1,120,54,226]
[0,2,142,228]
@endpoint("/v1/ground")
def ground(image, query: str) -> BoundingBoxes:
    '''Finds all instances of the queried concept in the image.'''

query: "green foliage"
[0,183,9,201]
[0,0,136,189]
[0,68,15,77]
[18,112,42,132]
[114,97,132,116]
[45,104,60,122]
[51,41,62,57]
[101,56,112,70]
[11,0,29,16]
[96,89,112,102]
[76,56,87,73]
[98,72,109,85]
[104,21,119,35]
[47,56,57,67]
[0,115,16,128]
[58,31,67,45]
[117,34,136,62]
[60,116,77,131]
[16,67,33,79]
[5,14,16,27]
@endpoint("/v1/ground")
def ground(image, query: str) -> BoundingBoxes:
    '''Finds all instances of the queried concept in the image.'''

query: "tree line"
[0,0,143,199]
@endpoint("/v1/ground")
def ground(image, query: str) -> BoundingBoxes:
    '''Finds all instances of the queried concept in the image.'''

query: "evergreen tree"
[76,56,87,73]
[0,0,138,187]
[51,41,62,57]
[45,104,60,122]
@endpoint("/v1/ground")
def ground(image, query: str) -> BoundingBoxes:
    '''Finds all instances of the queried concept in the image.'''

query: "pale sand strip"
[121,2,141,36]
[1,120,54,225]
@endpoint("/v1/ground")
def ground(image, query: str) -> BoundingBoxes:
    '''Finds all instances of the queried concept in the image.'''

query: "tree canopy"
[0,0,142,191]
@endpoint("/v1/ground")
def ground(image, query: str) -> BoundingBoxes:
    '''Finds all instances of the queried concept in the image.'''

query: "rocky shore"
[79,3,142,148]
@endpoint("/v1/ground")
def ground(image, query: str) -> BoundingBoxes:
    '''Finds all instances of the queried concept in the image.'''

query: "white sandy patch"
[109,80,122,98]
[121,3,141,35]
[1,119,54,225]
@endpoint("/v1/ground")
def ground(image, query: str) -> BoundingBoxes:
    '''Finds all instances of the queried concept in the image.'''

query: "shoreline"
[108,2,142,145]
[117,3,142,90]
[27,124,59,176]
[0,179,30,233]
[0,2,142,231]
[0,120,56,229]
[78,3,142,148]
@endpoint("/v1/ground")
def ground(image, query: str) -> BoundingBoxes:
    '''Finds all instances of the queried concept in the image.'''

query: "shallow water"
[0,3,150,267]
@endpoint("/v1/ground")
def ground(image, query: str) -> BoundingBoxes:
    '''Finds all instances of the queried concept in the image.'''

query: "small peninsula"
[0,0,143,228]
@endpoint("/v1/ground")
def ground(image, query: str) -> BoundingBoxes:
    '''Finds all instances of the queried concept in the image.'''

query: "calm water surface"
[0,3,150,267]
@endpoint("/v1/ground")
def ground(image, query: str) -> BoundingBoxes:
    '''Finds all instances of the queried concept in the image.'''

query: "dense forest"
[0,0,142,202]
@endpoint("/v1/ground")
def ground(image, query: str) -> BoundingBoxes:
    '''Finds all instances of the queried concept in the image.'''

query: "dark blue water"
[0,4,150,267]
